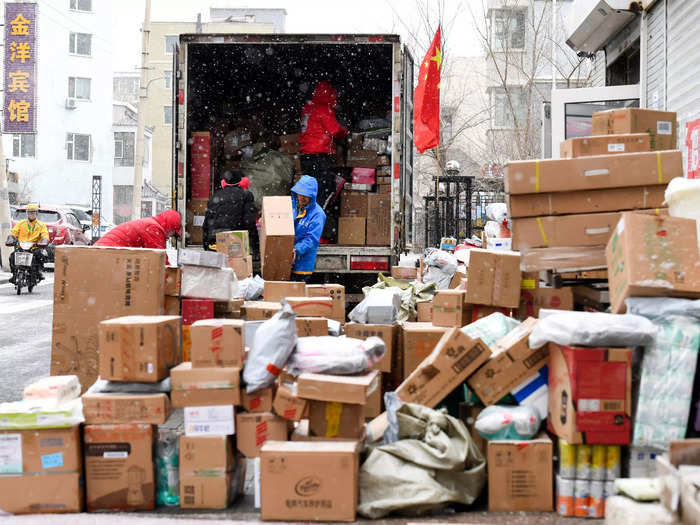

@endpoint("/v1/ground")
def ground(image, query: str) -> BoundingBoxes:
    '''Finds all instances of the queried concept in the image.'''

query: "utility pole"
[132,0,151,220]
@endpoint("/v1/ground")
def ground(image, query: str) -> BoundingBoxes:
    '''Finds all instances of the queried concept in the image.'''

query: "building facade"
[113,71,139,107]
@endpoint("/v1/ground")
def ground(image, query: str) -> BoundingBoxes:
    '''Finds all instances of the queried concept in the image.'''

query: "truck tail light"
[350,256,390,271]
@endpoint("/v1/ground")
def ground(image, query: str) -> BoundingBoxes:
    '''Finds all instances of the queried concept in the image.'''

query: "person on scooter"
[8,204,49,284]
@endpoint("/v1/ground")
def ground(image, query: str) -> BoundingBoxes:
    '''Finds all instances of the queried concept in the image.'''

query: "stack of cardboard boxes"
[215,230,253,280]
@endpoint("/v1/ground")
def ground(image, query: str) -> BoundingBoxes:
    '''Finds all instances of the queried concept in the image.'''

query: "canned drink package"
[592,445,606,481]
[556,475,575,517]
[589,480,605,518]
[576,444,592,480]
[604,480,615,499]
[559,438,577,479]
[606,445,621,480]
[574,478,590,517]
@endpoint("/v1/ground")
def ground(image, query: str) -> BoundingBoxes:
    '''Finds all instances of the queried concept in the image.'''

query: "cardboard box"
[0,426,83,514]
[214,299,244,315]
[592,108,677,150]
[341,191,368,217]
[416,301,432,322]
[243,301,282,321]
[560,133,651,158]
[184,405,235,436]
[432,290,471,327]
[84,424,154,511]
[466,249,521,308]
[182,298,214,325]
[521,245,608,273]
[235,412,289,458]
[170,362,241,407]
[178,249,226,268]
[607,212,700,313]
[518,287,573,319]
[396,328,491,408]
[377,183,391,194]
[165,266,181,296]
[309,401,365,439]
[164,295,180,316]
[215,230,250,258]
[186,198,208,245]
[306,284,346,324]
[286,297,334,318]
[82,393,171,425]
[297,370,380,405]
[260,196,295,281]
[98,315,181,382]
[504,150,682,195]
[179,435,235,509]
[296,317,328,337]
[228,255,253,279]
[391,266,418,280]
[506,185,667,218]
[346,149,379,169]
[365,378,382,418]
[547,343,632,444]
[488,434,553,512]
[512,209,665,250]
[264,281,306,303]
[343,323,395,373]
[182,325,192,362]
[401,323,449,379]
[338,217,366,245]
[260,441,360,522]
[240,387,274,413]
[51,246,166,392]
[470,305,514,322]
[273,382,309,421]
[279,133,299,154]
[190,319,244,368]
[366,194,391,246]
[467,318,545,405]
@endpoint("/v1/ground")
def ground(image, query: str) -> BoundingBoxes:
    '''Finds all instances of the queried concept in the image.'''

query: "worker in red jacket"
[299,80,347,242]
[94,209,182,250]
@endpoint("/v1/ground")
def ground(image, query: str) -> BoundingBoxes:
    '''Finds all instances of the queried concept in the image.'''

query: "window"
[13,209,60,223]
[12,134,35,158]
[114,139,124,159]
[165,35,178,54]
[114,131,135,167]
[493,9,526,50]
[66,133,91,161]
[68,77,91,100]
[70,0,92,12]
[493,87,528,128]
[66,213,82,229]
[163,106,173,125]
[164,71,173,89]
[69,32,92,56]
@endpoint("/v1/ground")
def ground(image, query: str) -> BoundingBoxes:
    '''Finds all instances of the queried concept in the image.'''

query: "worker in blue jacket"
[291,175,326,282]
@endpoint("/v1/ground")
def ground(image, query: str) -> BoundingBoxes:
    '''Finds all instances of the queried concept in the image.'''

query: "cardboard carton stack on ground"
[215,230,252,279]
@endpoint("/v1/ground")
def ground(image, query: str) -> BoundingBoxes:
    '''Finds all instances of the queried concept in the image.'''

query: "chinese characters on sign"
[4,3,36,133]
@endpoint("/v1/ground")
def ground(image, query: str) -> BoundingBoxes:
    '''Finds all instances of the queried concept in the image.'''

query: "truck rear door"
[399,47,415,250]
[171,42,183,226]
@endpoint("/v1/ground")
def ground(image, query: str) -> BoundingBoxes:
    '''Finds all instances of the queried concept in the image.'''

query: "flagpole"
[435,146,440,247]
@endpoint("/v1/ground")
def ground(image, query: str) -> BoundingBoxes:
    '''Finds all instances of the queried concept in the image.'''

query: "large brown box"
[488,434,553,512]
[260,441,360,522]
[338,217,366,245]
[164,266,181,296]
[52,246,166,392]
[273,382,308,421]
[98,315,181,382]
[607,212,700,313]
[560,133,651,158]
[343,322,396,373]
[170,362,241,407]
[260,196,295,281]
[366,193,391,246]
[264,281,306,302]
[306,284,346,324]
[518,287,573,319]
[308,401,365,439]
[507,185,667,218]
[84,424,154,511]
[186,198,208,245]
[240,386,274,413]
[466,249,521,308]
[504,150,682,194]
[235,412,289,458]
[286,296,334,318]
[179,435,235,509]
[396,328,491,408]
[592,108,677,150]
[215,230,250,258]
[0,426,83,514]
[296,317,328,337]
[190,319,244,368]
[228,255,253,279]
[432,289,471,327]
[82,393,171,424]
[521,245,607,272]
[297,370,379,405]
[401,323,449,379]
[341,191,368,217]
[243,301,281,321]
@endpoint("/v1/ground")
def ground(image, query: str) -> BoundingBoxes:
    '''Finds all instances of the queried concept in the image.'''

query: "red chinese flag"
[413,27,442,154]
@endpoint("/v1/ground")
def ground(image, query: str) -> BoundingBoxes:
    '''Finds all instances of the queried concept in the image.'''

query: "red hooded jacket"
[299,81,348,155]
[94,210,182,250]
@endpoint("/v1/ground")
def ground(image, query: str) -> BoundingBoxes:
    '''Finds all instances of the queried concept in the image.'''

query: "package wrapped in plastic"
[422,248,458,290]
[0,398,84,429]
[243,300,298,393]
[485,203,508,223]
[288,336,385,376]
[181,265,238,301]
[528,310,657,349]
[237,275,264,300]
[474,405,541,440]
[156,409,184,507]
[349,288,401,324]
[461,313,521,348]
[328,319,342,336]
[604,496,676,525]
[614,478,663,501]
[88,377,171,394]
[626,297,700,319]
[23,375,81,404]
[354,275,437,323]
[484,220,502,238]
[178,249,226,268]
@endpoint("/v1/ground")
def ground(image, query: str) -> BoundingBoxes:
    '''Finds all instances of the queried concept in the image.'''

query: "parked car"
[66,206,116,241]
[11,205,91,261]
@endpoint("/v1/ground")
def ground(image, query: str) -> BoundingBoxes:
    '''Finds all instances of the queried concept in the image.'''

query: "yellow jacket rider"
[9,204,49,283]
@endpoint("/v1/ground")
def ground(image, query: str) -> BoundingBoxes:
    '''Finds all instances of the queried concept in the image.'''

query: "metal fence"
[471,190,506,234]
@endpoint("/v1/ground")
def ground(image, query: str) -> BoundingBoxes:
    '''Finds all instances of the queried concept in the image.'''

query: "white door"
[549,85,641,158]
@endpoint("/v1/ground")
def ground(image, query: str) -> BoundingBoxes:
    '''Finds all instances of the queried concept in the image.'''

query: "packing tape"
[521,278,537,290]
[325,401,343,437]
[657,151,663,184]
[536,217,549,247]
[535,161,541,193]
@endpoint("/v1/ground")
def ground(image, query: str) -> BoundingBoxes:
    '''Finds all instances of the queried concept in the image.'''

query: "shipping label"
[0,433,22,473]
[185,405,234,436]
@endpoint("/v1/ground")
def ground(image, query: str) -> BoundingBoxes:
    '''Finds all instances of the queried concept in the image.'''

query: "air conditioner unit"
[565,1,640,54]
[65,98,77,109]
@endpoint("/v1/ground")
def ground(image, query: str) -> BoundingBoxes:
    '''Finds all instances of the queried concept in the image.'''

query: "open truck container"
[171,34,414,299]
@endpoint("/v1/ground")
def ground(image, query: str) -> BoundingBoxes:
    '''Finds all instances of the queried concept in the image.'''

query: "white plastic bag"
[423,248,458,290]
[181,265,238,301]
[484,220,502,238]
[474,405,540,440]
[349,289,401,324]
[485,203,508,223]
[461,313,521,348]
[529,310,657,349]
[0,398,84,429]
[243,300,298,393]
[237,275,264,300]
[288,336,385,376]
[23,375,81,404]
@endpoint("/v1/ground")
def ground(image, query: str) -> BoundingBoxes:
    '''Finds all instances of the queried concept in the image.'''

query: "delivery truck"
[171,33,415,297]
